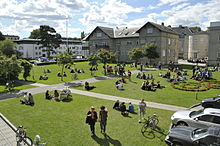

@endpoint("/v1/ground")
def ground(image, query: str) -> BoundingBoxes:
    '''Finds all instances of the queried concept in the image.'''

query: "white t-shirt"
[116,84,123,90]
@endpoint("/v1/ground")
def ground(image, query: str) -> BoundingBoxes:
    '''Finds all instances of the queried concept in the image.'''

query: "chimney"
[161,22,164,26]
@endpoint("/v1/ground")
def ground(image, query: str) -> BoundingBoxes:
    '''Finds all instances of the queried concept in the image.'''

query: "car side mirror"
[194,118,198,121]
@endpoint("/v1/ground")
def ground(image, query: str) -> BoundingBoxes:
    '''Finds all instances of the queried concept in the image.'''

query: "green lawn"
[0,93,173,146]
[0,82,36,93]
[20,62,136,85]
[73,68,220,107]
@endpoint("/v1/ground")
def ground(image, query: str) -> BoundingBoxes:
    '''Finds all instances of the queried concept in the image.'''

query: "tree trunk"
[61,64,64,81]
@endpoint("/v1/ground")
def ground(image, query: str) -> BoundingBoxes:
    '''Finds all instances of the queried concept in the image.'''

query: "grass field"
[0,93,173,146]
[73,68,220,107]
[20,62,135,85]
[0,82,36,93]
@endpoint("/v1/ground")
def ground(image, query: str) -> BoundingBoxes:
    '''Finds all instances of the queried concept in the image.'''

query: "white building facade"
[14,39,88,59]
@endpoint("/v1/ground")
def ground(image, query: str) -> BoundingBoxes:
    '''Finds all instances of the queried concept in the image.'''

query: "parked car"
[171,108,220,129]
[202,96,220,108]
[165,126,220,146]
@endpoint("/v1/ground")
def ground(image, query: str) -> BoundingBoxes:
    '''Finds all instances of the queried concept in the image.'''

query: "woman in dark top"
[113,100,120,110]
[86,106,98,135]
[45,90,52,100]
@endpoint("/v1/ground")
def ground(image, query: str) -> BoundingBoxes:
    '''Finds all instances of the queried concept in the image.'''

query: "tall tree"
[143,43,159,65]
[128,47,144,68]
[190,26,202,32]
[0,55,22,84]
[20,60,33,81]
[57,50,74,81]
[0,31,5,41]
[88,54,99,75]
[29,29,40,39]
[38,25,62,58]
[97,49,116,75]
[0,40,16,57]
[81,31,85,39]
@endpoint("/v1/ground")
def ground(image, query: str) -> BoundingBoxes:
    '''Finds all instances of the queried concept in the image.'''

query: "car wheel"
[177,122,188,126]
[172,142,183,146]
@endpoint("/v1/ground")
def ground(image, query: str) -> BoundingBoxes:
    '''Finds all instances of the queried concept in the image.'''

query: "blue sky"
[0,0,220,38]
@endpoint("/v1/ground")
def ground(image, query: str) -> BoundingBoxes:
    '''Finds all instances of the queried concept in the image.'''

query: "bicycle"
[141,114,159,133]
[16,125,33,146]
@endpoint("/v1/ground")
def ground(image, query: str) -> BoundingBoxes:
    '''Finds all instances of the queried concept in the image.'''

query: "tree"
[0,55,22,84]
[97,49,116,75]
[81,31,85,39]
[128,47,144,68]
[29,29,40,39]
[0,31,5,41]
[38,25,62,58]
[20,60,33,81]
[88,54,99,75]
[57,50,74,81]
[0,40,16,57]
[143,43,159,65]
[190,26,201,32]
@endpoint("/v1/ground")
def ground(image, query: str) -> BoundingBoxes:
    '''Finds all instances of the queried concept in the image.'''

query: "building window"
[96,32,102,37]
[102,42,108,46]
[168,49,171,57]
[194,53,197,58]
[35,47,38,50]
[39,52,41,55]
[147,28,153,33]
[162,50,166,57]
[168,38,171,45]
[217,52,220,58]
[19,46,23,50]
[140,39,145,44]
[36,52,38,55]
[127,41,132,45]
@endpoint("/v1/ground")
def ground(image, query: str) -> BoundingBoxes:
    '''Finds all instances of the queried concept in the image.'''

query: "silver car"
[171,108,220,129]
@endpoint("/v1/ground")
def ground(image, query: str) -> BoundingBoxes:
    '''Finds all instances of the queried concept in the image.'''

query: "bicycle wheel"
[23,136,33,145]
[141,123,151,133]
[154,118,159,126]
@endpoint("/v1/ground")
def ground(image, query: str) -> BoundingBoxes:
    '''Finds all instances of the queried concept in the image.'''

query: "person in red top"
[86,106,98,135]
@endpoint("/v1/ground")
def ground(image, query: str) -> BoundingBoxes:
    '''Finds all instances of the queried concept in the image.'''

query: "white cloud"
[0,0,88,38]
[158,0,188,6]
[80,0,143,30]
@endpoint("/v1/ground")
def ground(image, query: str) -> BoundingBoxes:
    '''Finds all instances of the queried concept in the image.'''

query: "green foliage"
[0,40,16,57]
[97,49,116,75]
[57,51,74,81]
[128,47,144,63]
[38,25,62,58]
[20,60,33,81]
[190,26,202,32]
[81,31,85,39]
[143,43,159,64]
[0,55,22,83]
[0,31,5,41]
[29,28,40,39]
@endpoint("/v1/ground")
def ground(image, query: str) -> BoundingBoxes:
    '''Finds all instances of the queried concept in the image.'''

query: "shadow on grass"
[91,134,122,146]
[141,125,167,141]
[62,98,73,102]
[65,82,82,87]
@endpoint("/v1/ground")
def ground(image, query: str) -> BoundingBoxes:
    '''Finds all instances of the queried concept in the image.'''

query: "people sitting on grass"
[158,72,163,77]
[113,100,120,110]
[127,102,134,113]
[120,76,126,83]
[28,93,35,106]
[53,90,60,101]
[142,73,146,80]
[141,81,146,90]
[119,102,128,116]
[70,69,75,73]
[63,72,67,77]
[57,72,62,77]
[20,92,28,104]
[136,72,141,79]
[39,74,48,80]
[45,90,52,100]
[84,81,96,90]
[116,82,124,90]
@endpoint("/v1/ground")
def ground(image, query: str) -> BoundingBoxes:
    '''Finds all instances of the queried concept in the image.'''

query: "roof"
[203,108,220,115]
[114,27,139,38]
[172,26,194,37]
[136,22,179,35]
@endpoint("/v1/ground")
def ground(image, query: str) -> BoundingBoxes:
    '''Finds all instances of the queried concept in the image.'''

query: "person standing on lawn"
[99,106,108,134]
[139,99,147,123]
[86,106,98,135]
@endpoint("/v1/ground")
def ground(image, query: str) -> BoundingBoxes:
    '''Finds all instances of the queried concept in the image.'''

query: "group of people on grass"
[141,80,163,91]
[86,99,148,135]
[20,92,34,106]
[84,81,96,91]
[45,90,60,101]
[191,66,212,81]
[136,72,154,80]
[39,69,51,80]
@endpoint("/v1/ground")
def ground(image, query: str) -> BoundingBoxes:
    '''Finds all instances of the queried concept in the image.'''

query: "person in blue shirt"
[127,102,134,113]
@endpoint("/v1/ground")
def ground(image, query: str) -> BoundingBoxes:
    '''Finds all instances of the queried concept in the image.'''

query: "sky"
[0,0,220,39]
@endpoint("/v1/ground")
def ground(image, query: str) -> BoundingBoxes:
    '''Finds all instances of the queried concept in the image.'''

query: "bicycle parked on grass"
[141,114,160,133]
[16,125,33,146]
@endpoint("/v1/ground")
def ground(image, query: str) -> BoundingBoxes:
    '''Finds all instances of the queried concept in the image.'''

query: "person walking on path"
[139,99,147,123]
[99,106,108,134]
[86,106,98,135]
